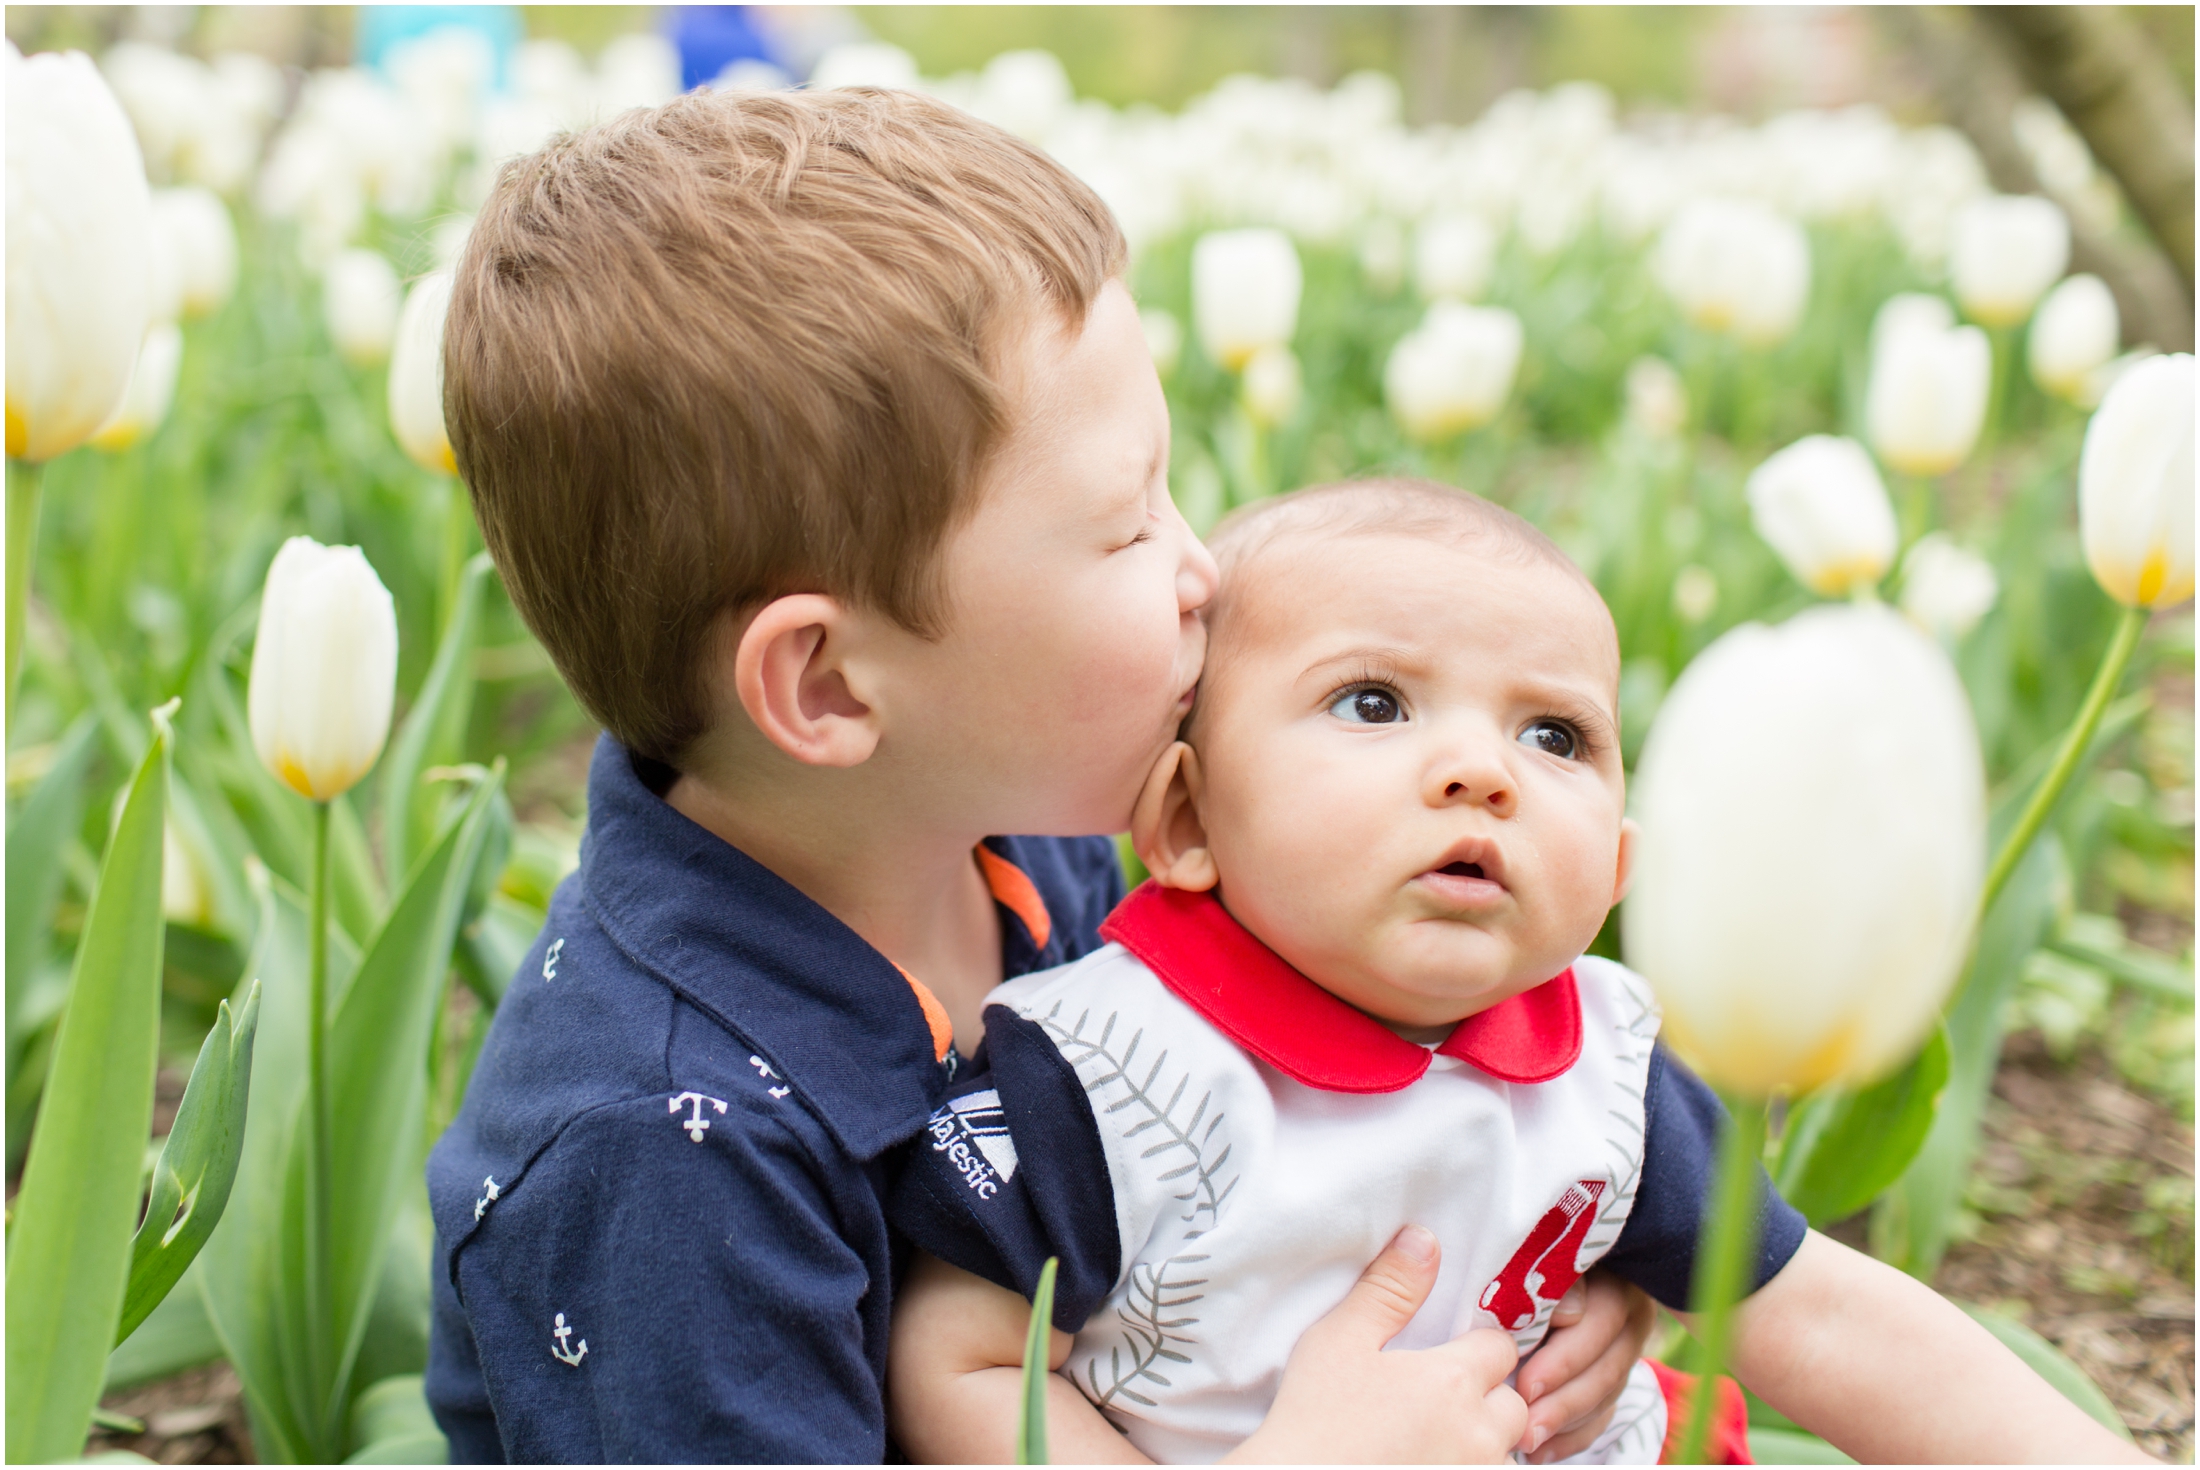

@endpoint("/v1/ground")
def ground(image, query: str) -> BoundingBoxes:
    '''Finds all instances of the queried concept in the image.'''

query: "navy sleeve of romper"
[435,1095,887,1465]
[1597,1043,1809,1312]
[887,1004,1121,1334]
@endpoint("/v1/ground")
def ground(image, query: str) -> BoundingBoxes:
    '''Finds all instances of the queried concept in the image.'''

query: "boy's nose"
[1177,530,1220,613]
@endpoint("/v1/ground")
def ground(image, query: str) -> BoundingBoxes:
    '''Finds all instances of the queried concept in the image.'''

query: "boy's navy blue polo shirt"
[424,736,1124,1463]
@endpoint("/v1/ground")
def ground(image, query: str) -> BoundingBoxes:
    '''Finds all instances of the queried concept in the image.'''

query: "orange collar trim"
[898,845,1060,1064]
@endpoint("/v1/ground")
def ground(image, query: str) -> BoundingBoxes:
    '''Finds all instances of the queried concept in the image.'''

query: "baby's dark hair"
[1198,477,1593,677]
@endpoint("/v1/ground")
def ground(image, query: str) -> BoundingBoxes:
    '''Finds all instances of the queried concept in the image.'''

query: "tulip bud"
[1654,198,1811,347]
[1898,533,1999,641]
[247,536,399,802]
[161,817,214,928]
[1865,293,1990,478]
[2028,274,2119,403]
[1950,194,2069,328]
[5,44,155,461]
[152,186,237,318]
[89,323,184,452]
[1625,602,1985,1095]
[1413,213,1497,302]
[1191,227,1301,371]
[1623,356,1687,439]
[1672,563,1718,625]
[1241,345,1302,429]
[1746,435,1898,597]
[1140,307,1183,381]
[2078,353,2194,610]
[388,270,456,473]
[1383,301,1524,443]
[323,248,403,368]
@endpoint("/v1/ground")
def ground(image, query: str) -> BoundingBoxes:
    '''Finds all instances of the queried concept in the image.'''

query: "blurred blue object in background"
[666,7,782,91]
[356,5,522,88]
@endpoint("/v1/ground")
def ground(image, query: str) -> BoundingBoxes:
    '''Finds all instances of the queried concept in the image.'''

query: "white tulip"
[1898,533,1999,641]
[1623,356,1687,439]
[2028,274,2120,403]
[89,323,184,452]
[1192,228,1302,371]
[1654,198,1811,347]
[1358,217,1407,296]
[1241,346,1303,429]
[6,44,155,461]
[153,187,238,318]
[1140,307,1183,380]
[2078,354,2195,609]
[248,537,399,802]
[322,249,403,368]
[1413,213,1497,302]
[1625,602,1985,1095]
[1865,293,1991,478]
[161,817,213,928]
[1746,435,1899,597]
[1950,194,2070,328]
[809,43,920,92]
[1383,302,1523,442]
[388,270,456,473]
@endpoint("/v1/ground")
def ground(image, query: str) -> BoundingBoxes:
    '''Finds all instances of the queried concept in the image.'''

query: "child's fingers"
[1545,1277,1590,1329]
[1438,1325,1523,1395]
[1308,1224,1442,1353]
[1484,1382,1531,1454]
[1518,1272,1652,1404]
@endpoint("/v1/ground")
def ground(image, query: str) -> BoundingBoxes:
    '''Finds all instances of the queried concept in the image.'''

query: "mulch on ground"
[1932,1029,2195,1462]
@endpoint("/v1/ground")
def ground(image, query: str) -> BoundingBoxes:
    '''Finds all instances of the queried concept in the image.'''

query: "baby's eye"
[1329,686,1405,724]
[1519,720,1581,759]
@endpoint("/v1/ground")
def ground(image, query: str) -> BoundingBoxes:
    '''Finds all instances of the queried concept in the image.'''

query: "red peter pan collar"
[1097,881,1582,1094]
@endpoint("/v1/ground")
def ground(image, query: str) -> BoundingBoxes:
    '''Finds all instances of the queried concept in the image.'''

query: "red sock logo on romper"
[1479,1179,1606,1331]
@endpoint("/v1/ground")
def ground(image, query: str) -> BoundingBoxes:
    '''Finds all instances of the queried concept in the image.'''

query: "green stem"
[1978,324,2015,454]
[1975,602,2148,920]
[1897,472,1934,548]
[439,474,470,636]
[7,458,45,729]
[1679,1095,1767,1465]
[305,799,333,1424]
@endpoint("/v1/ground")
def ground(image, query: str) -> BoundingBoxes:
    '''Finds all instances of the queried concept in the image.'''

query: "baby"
[885,479,2149,1465]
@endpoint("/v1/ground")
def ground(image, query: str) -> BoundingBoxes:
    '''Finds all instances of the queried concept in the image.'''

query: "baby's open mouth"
[1436,860,1486,880]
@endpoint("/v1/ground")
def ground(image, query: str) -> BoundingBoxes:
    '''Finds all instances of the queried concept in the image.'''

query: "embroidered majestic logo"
[1479,1179,1606,1330]
[927,1089,1019,1199]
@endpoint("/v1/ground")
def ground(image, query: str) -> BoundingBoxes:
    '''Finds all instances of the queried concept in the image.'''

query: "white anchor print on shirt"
[670,1091,727,1141]
[473,1176,500,1221]
[541,937,564,982]
[551,1312,588,1366]
[749,1054,791,1099]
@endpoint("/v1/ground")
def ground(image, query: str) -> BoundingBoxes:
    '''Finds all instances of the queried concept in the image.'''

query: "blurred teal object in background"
[356,5,521,89]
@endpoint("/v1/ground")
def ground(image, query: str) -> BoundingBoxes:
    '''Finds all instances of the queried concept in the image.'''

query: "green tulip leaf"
[6,714,98,1049]
[104,1267,225,1392]
[115,978,262,1346]
[1018,1257,1059,1465]
[344,1374,448,1464]
[1773,1024,1950,1227]
[5,707,171,1465]
[200,770,502,1461]
[380,554,491,891]
[1746,1426,1857,1464]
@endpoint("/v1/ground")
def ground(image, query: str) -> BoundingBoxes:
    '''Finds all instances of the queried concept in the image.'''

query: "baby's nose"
[1178,536,1220,612]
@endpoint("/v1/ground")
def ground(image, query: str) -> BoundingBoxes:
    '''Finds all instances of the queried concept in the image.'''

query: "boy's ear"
[732,594,881,768]
[1130,742,1218,892]
[1610,817,1640,907]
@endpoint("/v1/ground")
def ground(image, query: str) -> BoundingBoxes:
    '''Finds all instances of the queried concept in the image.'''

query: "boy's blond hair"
[446,88,1125,766]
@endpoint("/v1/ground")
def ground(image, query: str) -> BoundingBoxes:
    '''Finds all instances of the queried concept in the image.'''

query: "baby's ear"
[1130,742,1219,892]
[1610,818,1640,907]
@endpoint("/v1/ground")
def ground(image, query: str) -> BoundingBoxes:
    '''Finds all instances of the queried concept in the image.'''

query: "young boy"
[885,479,2153,1466]
[424,92,1647,1462]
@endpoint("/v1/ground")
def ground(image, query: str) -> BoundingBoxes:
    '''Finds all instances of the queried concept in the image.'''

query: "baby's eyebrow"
[1295,646,1419,685]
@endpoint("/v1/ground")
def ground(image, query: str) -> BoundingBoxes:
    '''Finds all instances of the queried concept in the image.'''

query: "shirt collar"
[576,737,1060,1160]
[1097,881,1582,1094]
